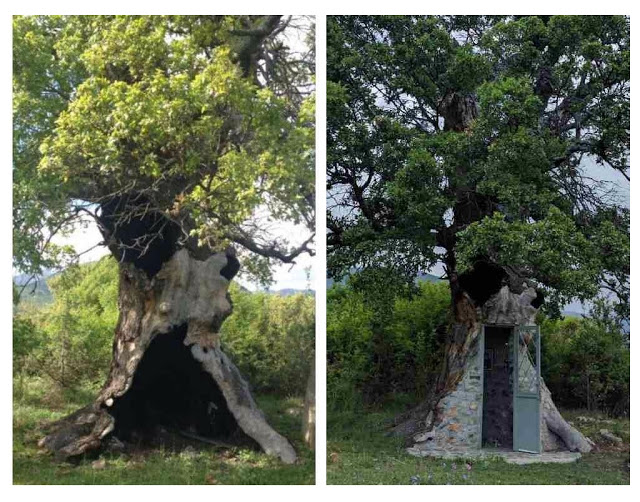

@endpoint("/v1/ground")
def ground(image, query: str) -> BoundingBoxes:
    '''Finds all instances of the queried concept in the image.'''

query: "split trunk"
[391,264,593,454]
[39,204,297,464]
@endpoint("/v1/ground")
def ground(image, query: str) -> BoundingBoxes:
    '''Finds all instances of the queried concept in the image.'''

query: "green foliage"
[327,279,450,410]
[327,274,628,416]
[14,15,315,285]
[327,15,629,318]
[13,317,45,376]
[540,313,630,416]
[14,257,119,387]
[13,16,87,280]
[221,285,315,396]
[458,208,601,313]
[14,258,313,397]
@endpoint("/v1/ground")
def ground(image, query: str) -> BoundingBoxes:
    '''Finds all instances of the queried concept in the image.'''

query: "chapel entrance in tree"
[481,324,541,453]
[482,326,514,449]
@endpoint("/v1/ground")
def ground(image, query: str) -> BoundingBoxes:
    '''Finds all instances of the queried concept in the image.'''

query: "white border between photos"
[1,1,637,499]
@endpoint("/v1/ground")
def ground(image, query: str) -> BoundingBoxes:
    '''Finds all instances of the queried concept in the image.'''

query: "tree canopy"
[14,15,315,286]
[327,15,629,318]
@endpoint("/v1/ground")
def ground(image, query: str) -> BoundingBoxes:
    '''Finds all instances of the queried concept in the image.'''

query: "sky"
[53,216,315,292]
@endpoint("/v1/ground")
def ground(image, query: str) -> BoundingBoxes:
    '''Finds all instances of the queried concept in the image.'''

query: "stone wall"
[409,286,590,455]
[431,337,484,448]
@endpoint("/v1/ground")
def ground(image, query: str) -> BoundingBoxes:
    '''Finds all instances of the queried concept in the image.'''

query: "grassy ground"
[327,399,630,485]
[13,377,314,485]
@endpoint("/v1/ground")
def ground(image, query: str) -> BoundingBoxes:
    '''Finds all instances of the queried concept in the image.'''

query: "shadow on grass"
[13,378,314,485]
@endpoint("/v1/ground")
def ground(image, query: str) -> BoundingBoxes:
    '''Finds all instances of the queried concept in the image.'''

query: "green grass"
[327,398,630,485]
[13,377,314,485]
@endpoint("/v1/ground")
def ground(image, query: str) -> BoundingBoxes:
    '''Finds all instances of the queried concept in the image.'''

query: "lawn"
[13,377,314,485]
[327,400,630,485]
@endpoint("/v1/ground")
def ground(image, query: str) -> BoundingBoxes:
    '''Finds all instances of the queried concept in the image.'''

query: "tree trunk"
[392,92,592,454]
[391,274,593,454]
[38,210,297,464]
[302,363,315,450]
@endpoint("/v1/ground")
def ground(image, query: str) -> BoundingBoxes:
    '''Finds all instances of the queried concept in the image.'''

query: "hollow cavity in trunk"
[109,323,255,449]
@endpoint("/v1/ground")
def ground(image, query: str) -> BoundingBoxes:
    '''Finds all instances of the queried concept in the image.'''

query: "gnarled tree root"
[541,381,593,453]
[39,343,297,464]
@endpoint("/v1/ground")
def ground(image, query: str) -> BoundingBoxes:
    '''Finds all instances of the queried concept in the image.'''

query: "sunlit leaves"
[15,15,315,280]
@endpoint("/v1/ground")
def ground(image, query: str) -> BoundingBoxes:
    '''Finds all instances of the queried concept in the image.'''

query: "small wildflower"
[465,463,472,471]
[451,463,457,471]
[462,474,468,480]
[410,475,421,485]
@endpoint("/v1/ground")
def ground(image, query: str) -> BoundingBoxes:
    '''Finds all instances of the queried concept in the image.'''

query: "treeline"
[13,256,314,397]
[328,278,630,417]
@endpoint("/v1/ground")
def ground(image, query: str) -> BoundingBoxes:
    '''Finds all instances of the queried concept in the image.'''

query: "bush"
[17,257,119,388]
[327,274,629,418]
[221,285,315,396]
[13,258,314,398]
[540,315,630,417]
[327,279,449,410]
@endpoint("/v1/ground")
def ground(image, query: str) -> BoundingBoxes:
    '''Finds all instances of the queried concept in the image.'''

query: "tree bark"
[391,279,593,453]
[39,244,297,464]
[302,363,316,450]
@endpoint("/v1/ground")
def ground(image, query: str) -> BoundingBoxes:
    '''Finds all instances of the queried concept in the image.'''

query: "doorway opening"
[482,326,513,449]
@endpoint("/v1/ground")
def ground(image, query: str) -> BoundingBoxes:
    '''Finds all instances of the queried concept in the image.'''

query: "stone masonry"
[430,339,484,448]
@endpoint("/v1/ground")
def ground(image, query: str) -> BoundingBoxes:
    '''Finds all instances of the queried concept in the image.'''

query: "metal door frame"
[512,324,541,453]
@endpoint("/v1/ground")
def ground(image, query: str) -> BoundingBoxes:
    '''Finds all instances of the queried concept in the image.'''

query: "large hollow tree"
[327,15,629,452]
[14,15,315,463]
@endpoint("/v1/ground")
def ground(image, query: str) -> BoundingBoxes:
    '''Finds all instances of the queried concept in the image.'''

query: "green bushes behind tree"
[327,279,630,417]
[13,257,314,398]
[327,279,449,411]
[221,285,314,396]
[539,313,630,417]
[14,258,118,389]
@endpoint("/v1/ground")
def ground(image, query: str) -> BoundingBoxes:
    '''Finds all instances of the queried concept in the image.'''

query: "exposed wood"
[39,246,297,464]
[541,381,593,452]
[302,363,316,450]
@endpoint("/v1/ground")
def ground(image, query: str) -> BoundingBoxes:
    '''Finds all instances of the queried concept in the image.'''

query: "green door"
[513,325,541,453]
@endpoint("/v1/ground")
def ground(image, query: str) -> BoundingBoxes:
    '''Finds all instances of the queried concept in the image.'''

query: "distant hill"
[415,272,443,283]
[271,288,315,297]
[13,275,54,307]
[327,271,442,289]
[562,310,585,318]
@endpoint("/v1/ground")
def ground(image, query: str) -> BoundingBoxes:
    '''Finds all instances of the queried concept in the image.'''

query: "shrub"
[327,279,449,410]
[28,257,119,387]
[221,285,315,396]
[327,275,629,418]
[14,258,315,398]
[540,315,630,416]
